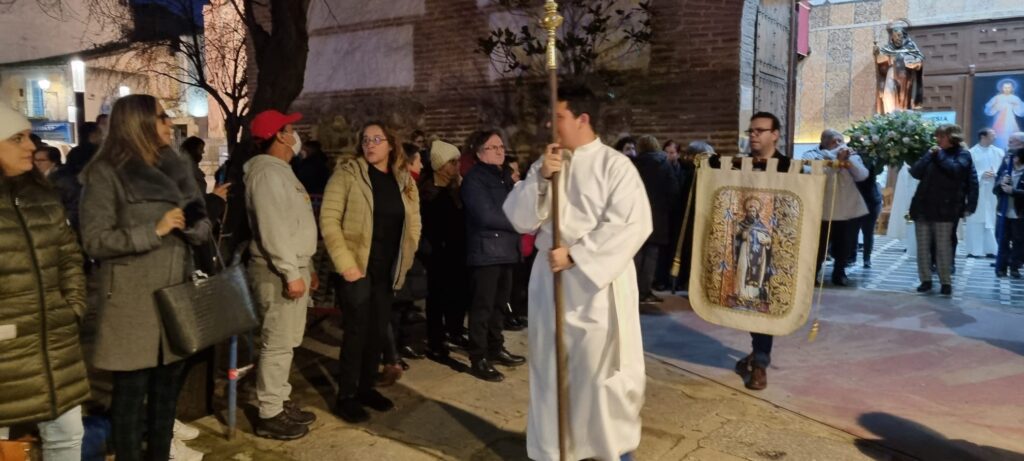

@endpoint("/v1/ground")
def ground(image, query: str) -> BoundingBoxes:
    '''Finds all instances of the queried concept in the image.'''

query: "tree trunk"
[249,0,310,114]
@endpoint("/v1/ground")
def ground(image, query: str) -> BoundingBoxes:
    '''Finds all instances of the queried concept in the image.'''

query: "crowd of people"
[3,84,1023,460]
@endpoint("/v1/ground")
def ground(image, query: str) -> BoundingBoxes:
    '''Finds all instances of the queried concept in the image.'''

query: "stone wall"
[795,0,1024,143]
[291,0,754,159]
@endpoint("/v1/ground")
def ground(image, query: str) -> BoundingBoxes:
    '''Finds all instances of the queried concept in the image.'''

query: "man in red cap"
[244,110,319,440]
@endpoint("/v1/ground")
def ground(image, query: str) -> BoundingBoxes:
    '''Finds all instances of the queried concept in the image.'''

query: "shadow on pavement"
[854,412,1024,461]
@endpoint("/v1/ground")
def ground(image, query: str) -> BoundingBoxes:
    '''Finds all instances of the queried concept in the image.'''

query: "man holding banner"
[719,112,791,391]
[503,85,651,461]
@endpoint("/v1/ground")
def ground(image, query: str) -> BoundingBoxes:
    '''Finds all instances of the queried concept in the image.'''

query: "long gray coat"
[80,148,210,371]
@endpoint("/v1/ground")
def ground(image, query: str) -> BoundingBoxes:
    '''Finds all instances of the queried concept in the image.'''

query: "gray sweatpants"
[249,263,311,419]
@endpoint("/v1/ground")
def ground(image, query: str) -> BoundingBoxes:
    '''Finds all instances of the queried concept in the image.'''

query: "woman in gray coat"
[80,94,210,460]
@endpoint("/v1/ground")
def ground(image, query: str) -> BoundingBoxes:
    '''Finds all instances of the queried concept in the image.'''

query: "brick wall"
[291,0,751,158]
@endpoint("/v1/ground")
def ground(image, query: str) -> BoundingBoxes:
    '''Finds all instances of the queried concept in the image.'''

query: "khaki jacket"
[0,175,89,426]
[320,157,421,290]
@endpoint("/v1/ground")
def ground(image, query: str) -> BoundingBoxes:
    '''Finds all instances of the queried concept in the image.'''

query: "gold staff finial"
[542,1,563,71]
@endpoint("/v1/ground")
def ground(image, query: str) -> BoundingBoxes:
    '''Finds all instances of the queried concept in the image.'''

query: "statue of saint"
[874,21,925,114]
[733,197,773,303]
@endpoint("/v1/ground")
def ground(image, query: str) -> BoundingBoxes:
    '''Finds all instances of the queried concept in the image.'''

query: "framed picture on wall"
[971,72,1024,149]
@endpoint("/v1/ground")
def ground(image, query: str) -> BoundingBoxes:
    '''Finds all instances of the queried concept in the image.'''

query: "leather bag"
[155,255,259,356]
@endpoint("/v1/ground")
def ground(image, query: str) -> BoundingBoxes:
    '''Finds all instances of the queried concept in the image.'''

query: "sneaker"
[916,282,933,293]
[173,419,200,441]
[940,284,952,296]
[283,400,316,425]
[169,438,204,461]
[255,412,308,440]
[333,397,369,423]
[357,389,395,412]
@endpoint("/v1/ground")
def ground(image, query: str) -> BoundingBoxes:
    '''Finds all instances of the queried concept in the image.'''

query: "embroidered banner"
[688,157,827,336]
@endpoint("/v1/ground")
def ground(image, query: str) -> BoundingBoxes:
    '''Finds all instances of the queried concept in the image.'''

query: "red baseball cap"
[250,110,302,141]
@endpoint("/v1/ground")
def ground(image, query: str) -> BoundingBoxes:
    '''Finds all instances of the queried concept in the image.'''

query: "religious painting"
[688,157,826,336]
[972,73,1024,150]
[702,188,801,316]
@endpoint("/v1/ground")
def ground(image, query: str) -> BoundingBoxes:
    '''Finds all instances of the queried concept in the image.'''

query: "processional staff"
[541,1,570,460]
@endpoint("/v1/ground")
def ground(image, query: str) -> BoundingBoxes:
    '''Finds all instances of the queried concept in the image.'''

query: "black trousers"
[425,259,468,351]
[468,264,513,361]
[816,220,856,280]
[336,264,394,397]
[110,360,186,461]
[634,243,660,298]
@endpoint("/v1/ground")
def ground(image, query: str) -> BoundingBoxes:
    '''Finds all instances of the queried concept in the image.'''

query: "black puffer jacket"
[909,146,979,223]
[0,174,89,426]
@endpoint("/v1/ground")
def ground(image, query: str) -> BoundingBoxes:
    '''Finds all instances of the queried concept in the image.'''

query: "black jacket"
[461,162,520,266]
[633,150,681,246]
[909,146,979,223]
[994,161,1024,218]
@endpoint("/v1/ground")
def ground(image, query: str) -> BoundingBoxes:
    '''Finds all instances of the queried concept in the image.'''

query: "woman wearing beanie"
[79,95,211,460]
[420,140,471,360]
[909,123,978,296]
[320,121,421,423]
[0,104,90,460]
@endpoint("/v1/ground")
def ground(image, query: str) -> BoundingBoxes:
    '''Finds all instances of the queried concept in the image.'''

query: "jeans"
[468,264,513,361]
[858,202,881,263]
[336,264,394,397]
[996,218,1024,272]
[5,405,86,461]
[751,333,773,368]
[111,360,186,461]
[250,263,311,419]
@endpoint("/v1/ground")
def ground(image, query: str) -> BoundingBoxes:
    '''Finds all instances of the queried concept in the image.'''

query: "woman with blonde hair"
[320,121,421,423]
[79,94,210,460]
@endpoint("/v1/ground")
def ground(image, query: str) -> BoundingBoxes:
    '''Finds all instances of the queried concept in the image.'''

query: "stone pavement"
[642,290,1024,461]
[180,323,902,461]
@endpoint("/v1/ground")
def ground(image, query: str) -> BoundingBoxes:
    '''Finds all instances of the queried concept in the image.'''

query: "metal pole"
[227,335,238,440]
[541,2,569,460]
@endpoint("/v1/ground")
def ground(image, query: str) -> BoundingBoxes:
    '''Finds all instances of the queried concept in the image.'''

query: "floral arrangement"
[845,110,936,170]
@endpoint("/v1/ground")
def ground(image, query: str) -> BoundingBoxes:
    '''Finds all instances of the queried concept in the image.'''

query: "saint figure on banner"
[733,197,773,302]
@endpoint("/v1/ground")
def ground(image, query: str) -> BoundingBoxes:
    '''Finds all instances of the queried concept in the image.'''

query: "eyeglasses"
[362,135,387,146]
[745,128,774,136]
[482,145,506,153]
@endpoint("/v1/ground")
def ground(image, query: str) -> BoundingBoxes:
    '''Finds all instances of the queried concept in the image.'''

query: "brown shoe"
[376,364,403,387]
[746,365,767,390]
[735,354,753,375]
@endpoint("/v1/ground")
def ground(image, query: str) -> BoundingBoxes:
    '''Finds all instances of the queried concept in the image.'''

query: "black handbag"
[155,247,259,356]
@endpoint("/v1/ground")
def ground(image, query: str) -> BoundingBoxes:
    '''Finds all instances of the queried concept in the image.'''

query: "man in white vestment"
[966,128,1004,257]
[503,85,652,461]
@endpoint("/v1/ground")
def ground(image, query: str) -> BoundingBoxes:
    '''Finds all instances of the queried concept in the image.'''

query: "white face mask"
[289,131,302,157]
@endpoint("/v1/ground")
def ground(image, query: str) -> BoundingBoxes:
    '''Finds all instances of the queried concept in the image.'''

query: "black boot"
[333,397,369,423]
[916,282,933,293]
[256,412,310,440]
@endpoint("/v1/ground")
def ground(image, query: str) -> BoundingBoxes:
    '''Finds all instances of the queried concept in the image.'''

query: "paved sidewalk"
[180,325,901,460]
[643,289,1024,461]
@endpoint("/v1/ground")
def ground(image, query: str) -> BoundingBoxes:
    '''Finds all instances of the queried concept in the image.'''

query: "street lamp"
[37,79,52,120]
[70,59,86,144]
